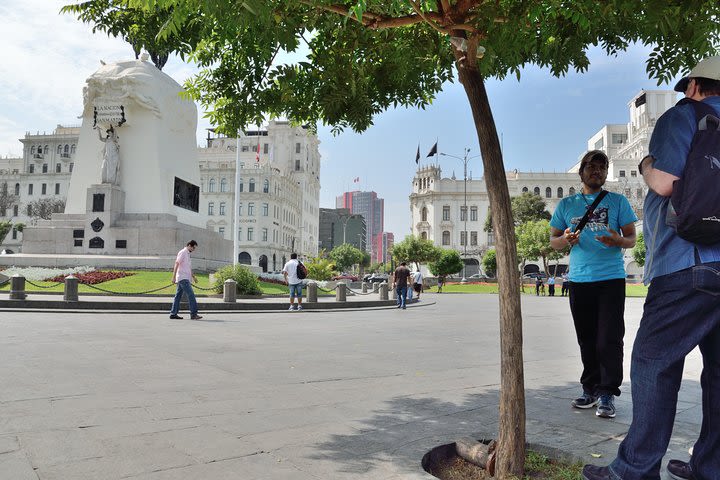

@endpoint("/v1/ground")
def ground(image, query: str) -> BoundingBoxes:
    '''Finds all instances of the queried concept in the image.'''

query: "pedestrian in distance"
[169,240,202,320]
[561,271,570,297]
[437,275,445,293]
[282,253,304,311]
[412,269,424,300]
[547,275,556,297]
[550,149,637,420]
[393,262,411,309]
[582,56,720,480]
[535,276,545,296]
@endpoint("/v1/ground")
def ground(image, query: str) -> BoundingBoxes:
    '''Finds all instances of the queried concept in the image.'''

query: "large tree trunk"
[456,62,526,477]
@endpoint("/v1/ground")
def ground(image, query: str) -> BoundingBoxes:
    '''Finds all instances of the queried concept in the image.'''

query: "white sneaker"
[296,305,303,310]
[288,305,296,311]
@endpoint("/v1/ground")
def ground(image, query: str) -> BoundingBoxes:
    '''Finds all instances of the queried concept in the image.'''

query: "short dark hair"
[290,252,298,259]
[400,262,407,266]
[694,77,720,96]
[187,240,198,247]
[579,150,609,175]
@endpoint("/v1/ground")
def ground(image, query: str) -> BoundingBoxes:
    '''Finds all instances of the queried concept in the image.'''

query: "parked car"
[332,273,359,282]
[469,273,491,281]
[368,274,389,283]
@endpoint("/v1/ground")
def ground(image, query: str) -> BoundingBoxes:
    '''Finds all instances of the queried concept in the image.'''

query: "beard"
[582,172,606,190]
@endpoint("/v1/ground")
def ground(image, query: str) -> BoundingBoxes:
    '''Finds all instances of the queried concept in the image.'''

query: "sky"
[0,0,683,239]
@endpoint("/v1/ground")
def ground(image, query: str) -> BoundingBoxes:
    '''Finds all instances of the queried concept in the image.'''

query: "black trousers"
[568,278,626,397]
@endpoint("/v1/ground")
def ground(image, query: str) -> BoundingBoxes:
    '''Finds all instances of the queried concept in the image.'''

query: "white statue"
[98,126,120,185]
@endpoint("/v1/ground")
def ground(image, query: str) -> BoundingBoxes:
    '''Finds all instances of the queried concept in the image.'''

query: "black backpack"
[296,261,307,280]
[667,98,720,245]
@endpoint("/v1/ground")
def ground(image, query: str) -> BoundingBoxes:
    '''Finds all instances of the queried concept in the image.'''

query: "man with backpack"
[282,253,306,311]
[583,56,720,480]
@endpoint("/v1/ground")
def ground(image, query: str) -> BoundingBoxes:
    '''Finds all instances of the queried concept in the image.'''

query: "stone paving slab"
[0,294,702,479]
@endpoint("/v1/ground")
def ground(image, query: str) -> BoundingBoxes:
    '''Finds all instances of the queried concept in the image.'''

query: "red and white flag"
[255,138,261,162]
[353,177,360,183]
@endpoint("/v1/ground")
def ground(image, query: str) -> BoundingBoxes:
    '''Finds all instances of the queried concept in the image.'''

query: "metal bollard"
[307,282,318,302]
[373,282,380,293]
[336,282,347,302]
[64,275,79,302]
[361,282,368,293]
[379,283,388,300]
[9,275,27,300]
[223,279,237,303]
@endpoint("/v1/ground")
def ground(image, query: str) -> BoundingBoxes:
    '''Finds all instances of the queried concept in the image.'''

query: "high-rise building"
[374,231,394,264]
[335,190,384,256]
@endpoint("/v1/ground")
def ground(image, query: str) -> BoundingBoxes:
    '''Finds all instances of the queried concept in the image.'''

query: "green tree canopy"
[0,220,12,246]
[516,219,556,275]
[0,183,18,217]
[390,236,441,270]
[632,231,646,267]
[95,0,720,475]
[482,248,497,277]
[485,192,552,232]
[328,243,364,272]
[428,249,464,277]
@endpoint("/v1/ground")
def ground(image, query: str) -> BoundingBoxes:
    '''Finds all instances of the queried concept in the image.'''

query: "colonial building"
[409,89,677,277]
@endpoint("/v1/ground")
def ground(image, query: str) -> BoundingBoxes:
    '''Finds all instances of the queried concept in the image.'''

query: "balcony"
[60,153,71,159]
[33,154,44,161]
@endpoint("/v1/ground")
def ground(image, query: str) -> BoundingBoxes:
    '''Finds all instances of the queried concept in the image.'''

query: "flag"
[426,142,437,157]
[255,137,261,162]
[415,144,420,164]
[353,177,360,183]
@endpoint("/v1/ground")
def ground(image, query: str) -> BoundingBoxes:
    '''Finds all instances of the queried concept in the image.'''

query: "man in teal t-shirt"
[550,150,637,420]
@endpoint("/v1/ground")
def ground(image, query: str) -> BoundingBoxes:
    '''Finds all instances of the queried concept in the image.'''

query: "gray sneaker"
[596,394,616,418]
[572,393,598,409]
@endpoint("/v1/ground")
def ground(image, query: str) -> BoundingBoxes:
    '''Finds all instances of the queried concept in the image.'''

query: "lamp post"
[440,148,480,283]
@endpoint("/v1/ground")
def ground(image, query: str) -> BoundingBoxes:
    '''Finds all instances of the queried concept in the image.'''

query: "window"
[71,144,76,154]
[13,205,18,216]
[619,170,626,177]
[219,202,226,216]
[29,164,34,173]
[220,178,227,192]
[421,207,428,222]
[237,227,242,241]
[208,202,214,215]
[295,159,301,171]
[533,186,540,195]
[12,228,17,240]
[55,183,60,195]
[557,187,563,198]
[263,179,269,193]
[612,133,628,144]
[262,203,269,216]
[31,146,35,154]
[594,138,604,150]
[249,178,255,192]
[442,230,450,245]
[470,207,478,221]
[41,183,47,195]
[442,206,450,221]
[57,145,62,154]
[569,187,576,196]
[625,188,632,198]
[241,145,249,152]
[295,143,301,153]
[42,164,48,173]
[248,202,255,216]
[28,184,33,195]
[55,163,61,173]
[471,231,478,246]
[69,163,74,172]
[421,231,428,240]
[460,231,466,246]
[522,187,528,193]
[239,179,243,192]
[64,144,69,154]
[460,206,467,221]
[238,202,243,215]
[545,187,552,198]
[263,143,269,154]
[631,170,638,177]
[247,227,254,241]
[218,227,225,237]
[14,183,19,195]
[487,231,495,246]
[209,178,216,192]
[262,228,268,242]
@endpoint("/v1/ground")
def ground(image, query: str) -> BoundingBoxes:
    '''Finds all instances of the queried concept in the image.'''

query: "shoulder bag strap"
[573,190,609,234]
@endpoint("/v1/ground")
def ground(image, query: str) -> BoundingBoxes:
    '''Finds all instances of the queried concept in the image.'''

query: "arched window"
[545,187,552,198]
[30,146,35,154]
[421,232,428,240]
[14,183,20,195]
[249,178,255,192]
[421,207,428,222]
[557,187,564,198]
[220,178,227,192]
[533,187,540,196]
[263,179,269,193]
[71,144,76,154]
[442,231,450,245]
[569,187,576,196]
[208,178,216,192]
[57,145,62,154]
[522,187,529,193]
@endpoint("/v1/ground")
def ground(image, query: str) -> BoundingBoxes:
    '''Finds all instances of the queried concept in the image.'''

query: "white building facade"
[409,90,677,277]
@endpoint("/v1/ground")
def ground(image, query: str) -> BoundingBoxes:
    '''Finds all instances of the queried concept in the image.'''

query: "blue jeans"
[289,283,303,299]
[396,285,408,307]
[609,262,720,479]
[170,279,198,316]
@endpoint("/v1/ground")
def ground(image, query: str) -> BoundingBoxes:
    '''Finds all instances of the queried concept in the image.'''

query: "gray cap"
[674,55,720,92]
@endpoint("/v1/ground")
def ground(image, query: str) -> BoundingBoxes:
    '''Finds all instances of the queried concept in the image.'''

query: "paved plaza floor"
[0,294,702,479]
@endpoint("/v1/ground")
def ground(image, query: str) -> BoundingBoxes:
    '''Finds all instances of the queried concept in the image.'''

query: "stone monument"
[17,55,232,270]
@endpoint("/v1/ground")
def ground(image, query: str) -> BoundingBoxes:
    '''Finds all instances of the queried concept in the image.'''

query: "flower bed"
[46,270,134,285]
[1,266,95,281]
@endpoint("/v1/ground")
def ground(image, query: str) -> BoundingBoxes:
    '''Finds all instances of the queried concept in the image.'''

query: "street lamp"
[440,148,480,283]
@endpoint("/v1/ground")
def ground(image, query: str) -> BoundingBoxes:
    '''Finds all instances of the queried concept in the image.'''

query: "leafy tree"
[26,198,66,222]
[516,220,555,275]
[61,0,201,69]
[329,243,364,272]
[632,232,646,268]
[0,182,18,217]
[390,236,441,271]
[212,264,262,295]
[306,256,335,281]
[482,248,497,277]
[0,221,12,245]
[485,192,551,232]
[428,249,464,277]
[117,0,720,474]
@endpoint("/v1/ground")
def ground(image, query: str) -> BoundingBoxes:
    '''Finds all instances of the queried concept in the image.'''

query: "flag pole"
[232,128,242,265]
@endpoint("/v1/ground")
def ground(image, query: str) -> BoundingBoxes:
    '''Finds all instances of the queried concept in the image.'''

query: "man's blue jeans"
[609,262,720,479]
[396,285,408,308]
[170,279,198,316]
